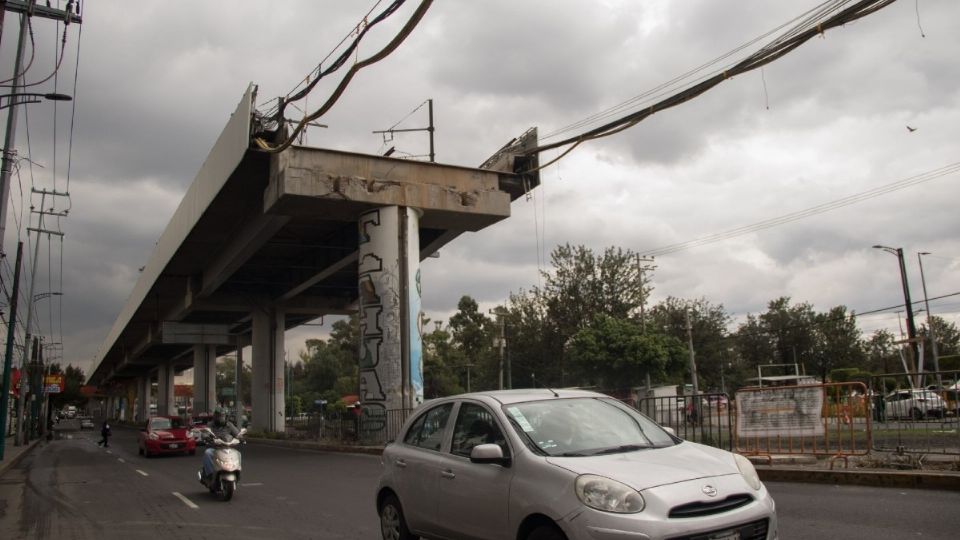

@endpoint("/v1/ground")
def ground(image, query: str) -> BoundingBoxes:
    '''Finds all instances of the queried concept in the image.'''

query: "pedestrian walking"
[97,420,112,447]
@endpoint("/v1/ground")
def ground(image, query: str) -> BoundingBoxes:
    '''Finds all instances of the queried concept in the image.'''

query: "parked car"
[79,417,95,430]
[377,389,776,540]
[138,416,196,457]
[884,389,946,420]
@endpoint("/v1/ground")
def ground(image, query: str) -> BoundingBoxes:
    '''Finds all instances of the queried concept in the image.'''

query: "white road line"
[118,458,125,463]
[136,469,149,477]
[173,492,199,509]
[106,450,112,454]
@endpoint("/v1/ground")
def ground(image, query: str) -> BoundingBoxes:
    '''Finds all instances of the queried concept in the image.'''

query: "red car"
[138,415,196,457]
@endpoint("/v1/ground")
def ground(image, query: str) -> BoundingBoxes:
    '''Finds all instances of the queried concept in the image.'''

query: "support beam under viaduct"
[88,86,538,436]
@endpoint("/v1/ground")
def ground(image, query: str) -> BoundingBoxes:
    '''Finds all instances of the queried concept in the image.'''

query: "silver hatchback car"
[377,389,776,540]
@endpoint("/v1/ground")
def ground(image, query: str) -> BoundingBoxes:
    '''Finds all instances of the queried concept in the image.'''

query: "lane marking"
[106,450,112,455]
[173,492,199,509]
[136,469,149,477]
[118,458,126,463]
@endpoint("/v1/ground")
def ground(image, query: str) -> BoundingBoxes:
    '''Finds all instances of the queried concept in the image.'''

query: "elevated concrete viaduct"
[88,85,538,435]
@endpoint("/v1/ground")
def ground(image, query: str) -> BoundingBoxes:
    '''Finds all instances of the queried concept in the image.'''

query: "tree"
[864,329,898,374]
[812,306,864,382]
[735,297,819,376]
[216,357,252,405]
[542,244,651,342]
[422,322,466,398]
[448,296,496,389]
[648,297,731,390]
[567,315,686,389]
[918,315,960,358]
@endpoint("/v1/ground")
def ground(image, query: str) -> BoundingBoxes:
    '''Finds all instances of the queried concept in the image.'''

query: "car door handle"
[395,459,407,468]
[441,469,456,479]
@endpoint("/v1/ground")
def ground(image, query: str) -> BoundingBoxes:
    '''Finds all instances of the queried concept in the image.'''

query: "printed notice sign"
[736,386,824,438]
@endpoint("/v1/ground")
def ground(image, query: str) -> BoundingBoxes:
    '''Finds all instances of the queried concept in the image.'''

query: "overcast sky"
[2,0,958,377]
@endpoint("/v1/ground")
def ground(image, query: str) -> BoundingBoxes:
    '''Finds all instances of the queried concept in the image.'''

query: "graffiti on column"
[358,208,400,436]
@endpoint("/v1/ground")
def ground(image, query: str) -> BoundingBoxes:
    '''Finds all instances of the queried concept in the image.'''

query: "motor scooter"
[197,427,246,501]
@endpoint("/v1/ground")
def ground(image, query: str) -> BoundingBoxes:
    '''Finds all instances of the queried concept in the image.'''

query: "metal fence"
[868,370,960,455]
[733,382,872,466]
[634,393,734,451]
[285,408,413,446]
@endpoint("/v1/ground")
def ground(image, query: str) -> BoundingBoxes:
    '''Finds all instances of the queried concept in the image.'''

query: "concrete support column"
[106,396,115,419]
[251,307,285,433]
[137,376,150,422]
[358,206,424,440]
[193,345,217,414]
[156,362,176,416]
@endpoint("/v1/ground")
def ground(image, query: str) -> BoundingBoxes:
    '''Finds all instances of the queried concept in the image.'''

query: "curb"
[244,438,960,491]
[0,439,42,477]
[757,466,960,491]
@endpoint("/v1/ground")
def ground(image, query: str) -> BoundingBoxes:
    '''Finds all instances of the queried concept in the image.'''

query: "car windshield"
[150,417,184,430]
[504,397,676,457]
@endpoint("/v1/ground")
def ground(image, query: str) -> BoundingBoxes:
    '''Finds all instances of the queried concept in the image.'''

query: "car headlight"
[148,432,159,440]
[575,474,645,513]
[734,454,762,490]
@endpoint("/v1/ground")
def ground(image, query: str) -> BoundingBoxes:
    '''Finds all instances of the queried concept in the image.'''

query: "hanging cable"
[524,0,899,167]
[256,0,435,154]
[270,0,404,124]
[0,16,36,85]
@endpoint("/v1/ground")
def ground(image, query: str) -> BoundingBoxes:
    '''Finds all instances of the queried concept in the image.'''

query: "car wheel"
[912,407,925,420]
[189,450,196,456]
[379,494,417,540]
[528,524,567,540]
[138,446,143,456]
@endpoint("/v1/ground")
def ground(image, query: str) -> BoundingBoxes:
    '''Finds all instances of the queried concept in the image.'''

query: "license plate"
[709,530,740,540]
[169,443,179,449]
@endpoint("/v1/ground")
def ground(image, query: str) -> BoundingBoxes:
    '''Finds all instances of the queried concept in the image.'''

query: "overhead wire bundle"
[255,0,435,154]
[521,0,901,170]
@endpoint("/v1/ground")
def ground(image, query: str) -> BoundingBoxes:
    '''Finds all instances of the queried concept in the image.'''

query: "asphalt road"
[1,422,959,539]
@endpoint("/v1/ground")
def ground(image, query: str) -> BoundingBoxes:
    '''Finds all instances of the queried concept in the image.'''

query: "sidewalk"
[0,435,41,477]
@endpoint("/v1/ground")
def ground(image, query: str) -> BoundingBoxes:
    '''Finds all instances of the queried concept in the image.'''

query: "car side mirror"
[470,443,510,466]
[662,426,676,436]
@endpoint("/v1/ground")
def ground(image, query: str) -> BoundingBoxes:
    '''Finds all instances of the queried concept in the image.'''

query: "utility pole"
[0,1,82,256]
[635,255,655,333]
[15,189,66,445]
[685,309,700,399]
[489,307,506,390]
[0,242,23,459]
[917,252,940,385]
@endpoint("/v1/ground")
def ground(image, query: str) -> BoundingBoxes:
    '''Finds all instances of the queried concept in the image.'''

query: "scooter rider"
[202,408,240,481]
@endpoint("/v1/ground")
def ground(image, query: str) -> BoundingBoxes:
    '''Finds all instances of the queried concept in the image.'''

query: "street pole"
[15,191,47,445]
[0,242,23,459]
[685,309,700,399]
[873,246,919,381]
[635,255,655,333]
[0,12,28,255]
[917,252,941,385]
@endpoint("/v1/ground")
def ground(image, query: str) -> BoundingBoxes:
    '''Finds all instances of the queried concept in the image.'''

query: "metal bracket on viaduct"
[88,85,538,435]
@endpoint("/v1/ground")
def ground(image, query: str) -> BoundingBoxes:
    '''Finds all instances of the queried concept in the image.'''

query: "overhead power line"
[519,0,900,170]
[639,161,960,257]
[255,0,435,154]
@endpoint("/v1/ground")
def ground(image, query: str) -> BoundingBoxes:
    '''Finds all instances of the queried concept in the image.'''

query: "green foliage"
[567,315,686,388]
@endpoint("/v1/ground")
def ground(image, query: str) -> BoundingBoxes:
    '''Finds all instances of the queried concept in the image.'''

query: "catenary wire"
[523,0,899,167]
[639,161,960,257]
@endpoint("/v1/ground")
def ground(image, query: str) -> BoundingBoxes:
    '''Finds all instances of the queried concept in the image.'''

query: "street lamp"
[0,92,72,111]
[872,245,919,377]
[917,252,941,382]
